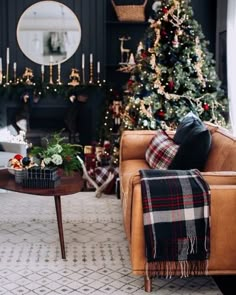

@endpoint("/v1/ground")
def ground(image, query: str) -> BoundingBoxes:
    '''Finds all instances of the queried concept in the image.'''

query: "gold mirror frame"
[17,1,81,65]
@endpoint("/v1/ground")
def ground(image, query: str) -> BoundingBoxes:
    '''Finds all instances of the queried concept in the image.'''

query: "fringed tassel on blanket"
[146,260,209,279]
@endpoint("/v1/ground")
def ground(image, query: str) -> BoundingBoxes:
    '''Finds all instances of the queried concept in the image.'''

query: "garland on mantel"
[0,80,106,101]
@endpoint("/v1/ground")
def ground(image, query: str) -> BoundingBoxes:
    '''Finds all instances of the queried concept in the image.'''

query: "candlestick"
[57,63,61,84]
[49,62,53,84]
[82,54,85,69]
[6,48,10,64]
[97,61,100,83]
[0,58,2,85]
[41,65,44,83]
[13,62,17,83]
[82,53,85,84]
[89,54,93,84]
[6,48,9,84]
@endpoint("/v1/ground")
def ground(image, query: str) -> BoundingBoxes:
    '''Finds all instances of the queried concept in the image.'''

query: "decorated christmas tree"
[122,0,228,130]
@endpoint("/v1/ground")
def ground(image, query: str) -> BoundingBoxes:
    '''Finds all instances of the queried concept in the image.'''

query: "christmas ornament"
[168,80,175,91]
[156,109,165,119]
[136,41,144,56]
[162,7,169,14]
[172,34,179,48]
[68,68,80,86]
[22,67,34,85]
[111,100,122,125]
[203,103,210,111]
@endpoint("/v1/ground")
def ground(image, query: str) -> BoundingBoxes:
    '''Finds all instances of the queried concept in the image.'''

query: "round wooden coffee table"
[0,169,84,259]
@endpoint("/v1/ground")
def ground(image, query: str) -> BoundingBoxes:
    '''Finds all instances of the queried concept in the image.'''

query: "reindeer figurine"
[119,36,131,64]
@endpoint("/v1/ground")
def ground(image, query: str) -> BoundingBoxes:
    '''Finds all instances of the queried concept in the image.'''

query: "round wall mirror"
[17,1,81,65]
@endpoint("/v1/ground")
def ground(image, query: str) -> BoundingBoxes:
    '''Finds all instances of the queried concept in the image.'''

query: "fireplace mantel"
[0,86,106,145]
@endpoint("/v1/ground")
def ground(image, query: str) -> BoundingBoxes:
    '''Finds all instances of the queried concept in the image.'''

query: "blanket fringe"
[146,260,209,279]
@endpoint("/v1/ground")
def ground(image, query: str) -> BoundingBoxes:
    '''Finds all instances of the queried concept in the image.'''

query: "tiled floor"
[0,191,223,294]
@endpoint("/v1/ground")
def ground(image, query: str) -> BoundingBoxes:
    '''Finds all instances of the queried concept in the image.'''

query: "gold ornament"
[22,67,34,85]
[68,68,80,86]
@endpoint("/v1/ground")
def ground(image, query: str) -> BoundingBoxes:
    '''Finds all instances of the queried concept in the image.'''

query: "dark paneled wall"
[191,0,216,55]
[0,0,216,83]
[0,0,106,83]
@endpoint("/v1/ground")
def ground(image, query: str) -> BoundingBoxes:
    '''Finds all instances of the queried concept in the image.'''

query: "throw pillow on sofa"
[145,129,179,169]
[169,113,212,171]
[173,111,204,144]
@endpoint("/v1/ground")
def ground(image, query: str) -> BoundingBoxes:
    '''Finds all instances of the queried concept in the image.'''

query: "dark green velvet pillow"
[168,114,212,171]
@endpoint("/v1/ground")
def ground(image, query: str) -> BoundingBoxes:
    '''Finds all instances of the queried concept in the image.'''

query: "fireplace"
[2,89,105,146]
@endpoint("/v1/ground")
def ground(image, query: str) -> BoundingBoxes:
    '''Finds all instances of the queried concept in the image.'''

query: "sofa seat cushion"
[145,130,179,169]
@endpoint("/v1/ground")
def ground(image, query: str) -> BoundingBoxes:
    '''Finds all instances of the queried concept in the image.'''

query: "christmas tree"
[122,0,228,130]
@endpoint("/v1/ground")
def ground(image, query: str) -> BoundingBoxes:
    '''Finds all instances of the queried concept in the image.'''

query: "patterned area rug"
[0,191,222,295]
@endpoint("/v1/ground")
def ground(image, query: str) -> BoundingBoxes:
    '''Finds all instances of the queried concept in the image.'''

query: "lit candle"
[90,53,93,63]
[6,48,10,64]
[41,64,44,74]
[49,55,53,63]
[97,61,100,73]
[13,62,17,71]
[82,53,85,69]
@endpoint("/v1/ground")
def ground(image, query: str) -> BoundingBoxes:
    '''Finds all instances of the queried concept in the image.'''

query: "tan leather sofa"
[119,122,236,292]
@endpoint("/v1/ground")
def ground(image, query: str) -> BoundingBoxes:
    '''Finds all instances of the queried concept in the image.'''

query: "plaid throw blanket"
[140,169,210,278]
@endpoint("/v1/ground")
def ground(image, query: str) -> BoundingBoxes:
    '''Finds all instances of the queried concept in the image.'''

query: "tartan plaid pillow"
[145,130,179,169]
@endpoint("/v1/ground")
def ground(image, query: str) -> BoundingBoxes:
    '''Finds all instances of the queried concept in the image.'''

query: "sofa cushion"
[169,114,212,171]
[145,129,179,169]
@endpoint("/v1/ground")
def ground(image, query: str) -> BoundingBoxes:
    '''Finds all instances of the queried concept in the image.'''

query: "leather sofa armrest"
[201,171,236,185]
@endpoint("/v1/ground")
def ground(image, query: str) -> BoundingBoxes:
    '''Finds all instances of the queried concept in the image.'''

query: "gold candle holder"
[49,63,53,84]
[57,63,62,84]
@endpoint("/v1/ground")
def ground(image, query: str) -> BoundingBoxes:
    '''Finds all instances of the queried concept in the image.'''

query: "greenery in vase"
[29,131,83,175]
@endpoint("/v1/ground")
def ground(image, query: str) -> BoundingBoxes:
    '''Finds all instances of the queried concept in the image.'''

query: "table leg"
[54,195,66,259]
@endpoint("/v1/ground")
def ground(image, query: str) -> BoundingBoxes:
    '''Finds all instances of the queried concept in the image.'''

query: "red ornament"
[168,80,175,91]
[157,110,165,118]
[141,51,148,59]
[14,154,23,161]
[127,79,134,86]
[161,29,167,37]
[203,103,210,111]
[162,7,169,14]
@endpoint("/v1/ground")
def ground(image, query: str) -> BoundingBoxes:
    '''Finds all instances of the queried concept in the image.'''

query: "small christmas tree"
[122,0,228,130]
